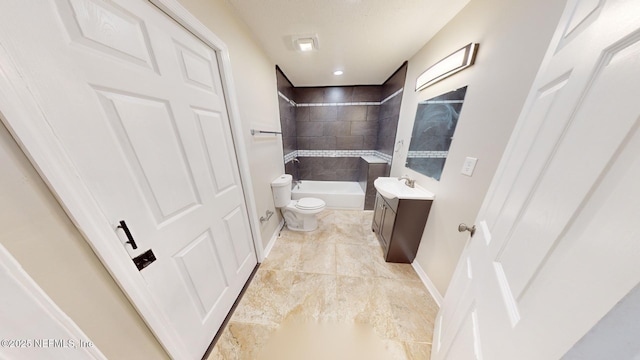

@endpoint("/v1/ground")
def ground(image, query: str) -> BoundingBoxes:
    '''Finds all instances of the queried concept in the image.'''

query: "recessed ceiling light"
[333,70,344,76]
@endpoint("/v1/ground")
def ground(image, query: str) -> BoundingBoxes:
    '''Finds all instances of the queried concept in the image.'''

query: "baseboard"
[412,261,444,307]
[263,220,284,259]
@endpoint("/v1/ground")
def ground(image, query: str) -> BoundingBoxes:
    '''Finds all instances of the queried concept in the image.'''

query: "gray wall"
[377,63,408,156]
[277,67,297,156]
[277,65,408,183]
[295,86,381,151]
[299,157,361,181]
[287,85,381,182]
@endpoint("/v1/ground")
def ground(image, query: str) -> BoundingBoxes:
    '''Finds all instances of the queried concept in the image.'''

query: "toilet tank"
[271,174,292,207]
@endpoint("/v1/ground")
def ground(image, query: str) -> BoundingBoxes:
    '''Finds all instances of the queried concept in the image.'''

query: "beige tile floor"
[208,210,439,360]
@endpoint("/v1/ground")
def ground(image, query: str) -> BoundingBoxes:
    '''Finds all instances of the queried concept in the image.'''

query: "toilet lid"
[295,197,325,210]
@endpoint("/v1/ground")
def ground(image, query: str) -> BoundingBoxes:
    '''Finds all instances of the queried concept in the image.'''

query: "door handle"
[117,220,138,249]
[458,223,476,237]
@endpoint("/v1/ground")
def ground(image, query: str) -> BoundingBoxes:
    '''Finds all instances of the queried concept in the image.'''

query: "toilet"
[271,174,326,232]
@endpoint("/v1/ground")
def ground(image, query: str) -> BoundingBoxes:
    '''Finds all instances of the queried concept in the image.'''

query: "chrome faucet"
[398,175,415,188]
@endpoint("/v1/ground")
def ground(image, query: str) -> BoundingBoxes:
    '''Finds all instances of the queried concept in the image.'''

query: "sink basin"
[374,177,435,200]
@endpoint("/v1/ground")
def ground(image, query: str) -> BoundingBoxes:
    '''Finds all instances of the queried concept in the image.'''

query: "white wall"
[392,0,567,295]
[177,0,284,249]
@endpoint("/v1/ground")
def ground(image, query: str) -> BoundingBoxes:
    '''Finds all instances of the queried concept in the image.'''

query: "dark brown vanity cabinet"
[372,191,432,263]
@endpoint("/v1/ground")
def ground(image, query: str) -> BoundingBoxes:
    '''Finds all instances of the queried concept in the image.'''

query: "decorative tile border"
[284,149,393,164]
[284,151,298,163]
[277,91,296,106]
[297,149,374,157]
[296,102,379,107]
[406,150,448,159]
[380,88,403,104]
[277,88,403,108]
[373,151,393,163]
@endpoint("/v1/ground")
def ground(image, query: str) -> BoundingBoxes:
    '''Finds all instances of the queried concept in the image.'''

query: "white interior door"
[0,0,257,358]
[432,0,640,359]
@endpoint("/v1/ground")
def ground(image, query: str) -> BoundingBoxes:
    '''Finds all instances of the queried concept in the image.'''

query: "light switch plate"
[461,157,478,176]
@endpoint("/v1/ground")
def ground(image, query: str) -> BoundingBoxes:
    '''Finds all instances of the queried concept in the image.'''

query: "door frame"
[0,0,264,358]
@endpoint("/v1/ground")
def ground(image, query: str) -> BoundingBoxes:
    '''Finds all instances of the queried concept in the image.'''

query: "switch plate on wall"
[461,157,478,176]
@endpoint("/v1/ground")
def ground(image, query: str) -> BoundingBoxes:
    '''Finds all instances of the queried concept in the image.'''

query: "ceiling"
[226,0,471,87]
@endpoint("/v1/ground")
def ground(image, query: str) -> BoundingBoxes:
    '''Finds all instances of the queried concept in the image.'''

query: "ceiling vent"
[291,34,319,52]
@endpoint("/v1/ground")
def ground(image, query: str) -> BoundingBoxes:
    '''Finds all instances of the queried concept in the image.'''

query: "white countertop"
[361,155,388,164]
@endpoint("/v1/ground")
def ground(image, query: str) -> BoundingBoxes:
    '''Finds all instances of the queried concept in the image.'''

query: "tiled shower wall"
[295,86,381,151]
[276,68,298,180]
[277,69,297,154]
[377,63,408,157]
[276,63,407,185]
[294,85,381,181]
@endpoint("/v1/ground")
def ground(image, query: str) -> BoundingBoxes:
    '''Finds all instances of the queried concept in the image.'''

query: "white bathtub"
[292,181,365,210]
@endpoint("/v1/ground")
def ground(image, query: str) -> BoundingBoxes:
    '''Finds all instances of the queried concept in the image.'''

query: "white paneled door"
[432,0,640,359]
[0,0,257,358]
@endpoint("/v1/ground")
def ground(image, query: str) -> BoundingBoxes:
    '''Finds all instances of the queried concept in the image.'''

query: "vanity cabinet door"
[380,203,396,250]
[372,191,433,263]
[372,193,383,234]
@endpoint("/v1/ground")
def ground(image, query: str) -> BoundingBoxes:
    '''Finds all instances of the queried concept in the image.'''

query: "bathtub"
[292,181,365,210]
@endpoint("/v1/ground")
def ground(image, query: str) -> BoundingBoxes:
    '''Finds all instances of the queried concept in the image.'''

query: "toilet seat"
[285,198,326,216]
[295,197,325,210]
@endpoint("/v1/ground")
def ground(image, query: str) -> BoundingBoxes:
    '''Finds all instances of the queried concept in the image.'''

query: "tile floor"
[208,210,439,359]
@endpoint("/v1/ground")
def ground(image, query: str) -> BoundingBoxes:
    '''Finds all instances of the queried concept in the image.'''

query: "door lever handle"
[117,220,138,249]
[458,223,476,237]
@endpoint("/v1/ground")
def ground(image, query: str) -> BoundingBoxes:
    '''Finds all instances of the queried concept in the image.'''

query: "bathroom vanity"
[371,178,433,263]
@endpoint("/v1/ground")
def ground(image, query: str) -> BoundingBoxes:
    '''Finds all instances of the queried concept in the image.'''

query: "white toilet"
[271,174,326,232]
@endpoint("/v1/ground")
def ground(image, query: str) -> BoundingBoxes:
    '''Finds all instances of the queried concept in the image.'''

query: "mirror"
[406,86,467,180]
